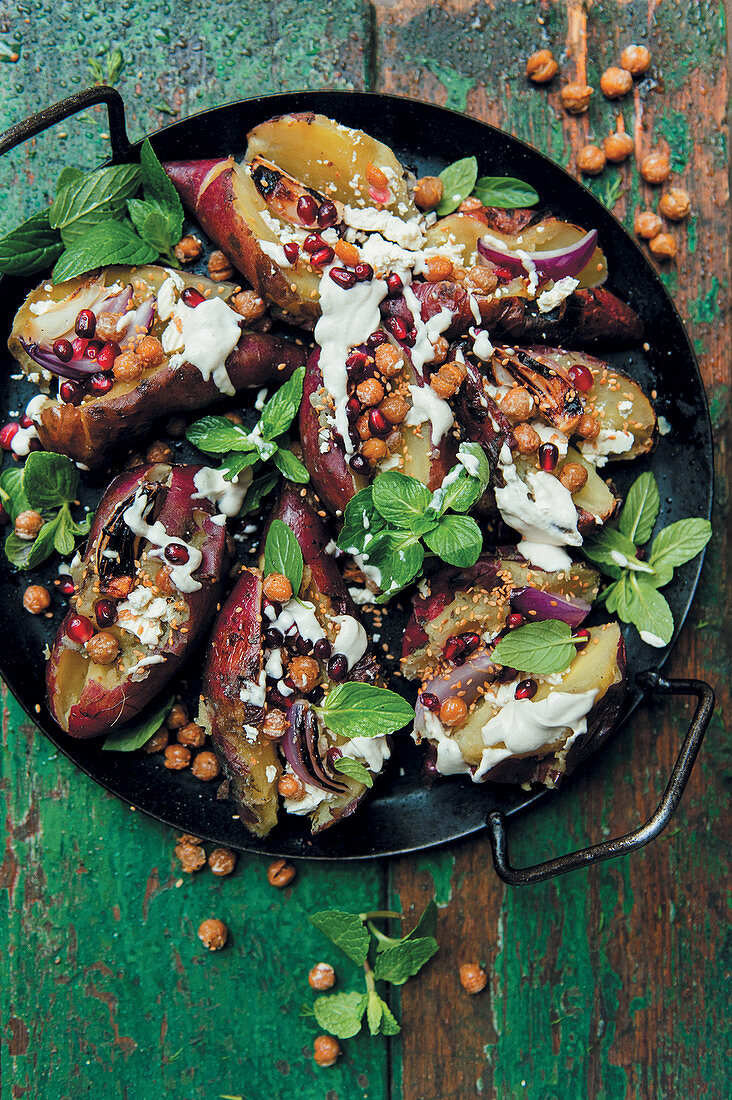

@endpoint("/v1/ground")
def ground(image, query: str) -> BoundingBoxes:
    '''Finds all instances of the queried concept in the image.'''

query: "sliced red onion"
[477,229,598,282]
[116,297,156,346]
[98,284,134,316]
[414,651,500,734]
[19,339,102,380]
[281,701,346,793]
[510,587,591,628]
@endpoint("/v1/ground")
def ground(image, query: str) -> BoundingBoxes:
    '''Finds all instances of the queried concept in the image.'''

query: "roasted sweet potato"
[46,463,227,738]
[9,264,305,468]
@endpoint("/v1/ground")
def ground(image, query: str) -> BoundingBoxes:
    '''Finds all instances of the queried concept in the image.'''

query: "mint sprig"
[315,682,415,739]
[491,619,579,676]
[2,452,91,571]
[333,757,373,787]
[436,157,478,215]
[434,156,539,216]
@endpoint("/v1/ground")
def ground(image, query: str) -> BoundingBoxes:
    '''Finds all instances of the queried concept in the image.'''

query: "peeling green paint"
[421,59,476,112]
[415,850,455,907]
[689,276,722,323]
[656,111,692,173]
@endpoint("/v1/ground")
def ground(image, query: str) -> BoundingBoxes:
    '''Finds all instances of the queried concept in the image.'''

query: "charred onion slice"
[495,346,584,433]
[282,700,347,793]
[94,483,162,589]
[248,156,344,229]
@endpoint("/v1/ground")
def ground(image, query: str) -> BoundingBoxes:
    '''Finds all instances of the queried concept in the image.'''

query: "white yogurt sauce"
[239,670,267,707]
[123,488,204,593]
[404,383,454,448]
[192,465,252,517]
[578,429,634,467]
[331,614,367,669]
[167,297,242,396]
[494,451,582,571]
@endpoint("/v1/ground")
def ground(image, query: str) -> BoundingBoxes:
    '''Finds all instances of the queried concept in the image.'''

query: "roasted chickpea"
[361,437,389,464]
[430,335,449,366]
[85,631,120,665]
[620,44,651,76]
[513,423,542,454]
[659,187,691,221]
[191,751,220,781]
[263,572,293,603]
[267,858,296,887]
[174,837,206,873]
[208,250,234,281]
[577,413,600,440]
[457,197,485,217]
[198,918,228,950]
[278,774,305,801]
[313,1035,341,1067]
[413,175,444,211]
[173,235,202,263]
[166,701,189,729]
[22,584,50,614]
[379,395,409,425]
[526,48,559,84]
[374,344,404,378]
[288,655,320,693]
[146,440,173,464]
[439,696,468,727]
[14,510,43,540]
[649,232,677,260]
[559,463,589,493]
[164,743,191,771]
[600,66,633,99]
[230,290,266,323]
[634,210,663,239]
[459,963,487,994]
[308,963,336,990]
[113,352,144,383]
[577,144,607,176]
[431,360,467,399]
[356,378,385,407]
[208,847,237,876]
[136,334,165,368]
[464,266,498,295]
[95,311,122,342]
[262,709,287,740]
[424,256,454,282]
[143,726,169,754]
[640,151,671,185]
[560,82,594,114]
[500,387,535,422]
[604,131,634,163]
[177,721,206,748]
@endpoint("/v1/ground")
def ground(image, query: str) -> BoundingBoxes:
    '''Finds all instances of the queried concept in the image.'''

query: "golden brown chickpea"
[262,709,287,740]
[500,387,535,423]
[85,631,120,665]
[558,463,589,493]
[361,437,389,464]
[430,335,449,366]
[577,414,600,440]
[577,144,607,176]
[424,256,454,282]
[262,572,293,603]
[267,858,296,887]
[14,510,43,540]
[164,743,191,771]
[634,210,663,239]
[288,655,320,693]
[374,344,404,378]
[313,1035,341,1067]
[174,838,206,873]
[513,423,542,454]
[95,311,122,342]
[600,67,633,99]
[145,440,173,464]
[464,266,498,295]
[379,395,410,425]
[22,584,50,614]
[208,250,235,281]
[166,701,189,729]
[560,82,594,114]
[356,413,372,441]
[177,721,206,748]
[173,235,202,263]
[308,963,336,991]
[143,726,169,754]
[208,847,237,876]
[198,918,228,950]
[459,963,488,994]
[230,290,267,323]
[413,176,444,211]
[136,334,165,368]
[640,151,671,185]
[604,131,634,163]
[526,49,559,84]
[659,187,691,221]
[356,378,385,407]
[649,232,677,260]
[113,352,144,383]
[191,750,220,781]
[278,774,305,801]
[620,44,651,77]
[439,696,468,727]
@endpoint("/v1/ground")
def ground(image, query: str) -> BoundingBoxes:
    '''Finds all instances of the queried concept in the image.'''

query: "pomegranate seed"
[349,453,369,474]
[303,233,325,254]
[94,598,117,627]
[20,414,32,429]
[346,349,369,372]
[96,342,121,371]
[572,628,591,650]
[317,199,339,228]
[282,675,296,691]
[385,316,408,342]
[494,266,513,282]
[59,380,84,405]
[367,330,387,348]
[283,241,300,264]
[66,614,94,645]
[327,654,349,681]
[515,678,537,700]
[53,338,73,362]
[311,245,335,266]
[386,272,403,296]
[568,363,594,393]
[0,423,19,450]
[461,631,481,654]
[75,309,97,338]
[354,262,374,282]
[420,691,441,712]
[329,267,357,290]
[181,287,205,308]
[498,665,518,682]
[313,638,332,660]
[71,337,88,360]
[164,542,190,565]
[297,195,319,225]
[403,327,417,347]
[58,578,75,596]
[538,442,559,472]
[265,627,285,648]
[346,396,361,421]
[443,636,466,661]
[267,688,288,709]
[89,372,113,395]
[296,636,312,655]
[368,408,389,436]
[506,612,524,630]
[84,340,103,360]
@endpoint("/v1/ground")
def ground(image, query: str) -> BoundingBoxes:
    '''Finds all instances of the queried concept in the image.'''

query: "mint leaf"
[0,466,30,522]
[240,470,279,513]
[337,487,385,557]
[263,518,303,594]
[373,936,439,985]
[102,695,175,752]
[582,527,651,579]
[312,991,367,1040]
[430,443,491,516]
[333,756,373,788]
[309,911,370,966]
[56,167,84,193]
[219,451,260,482]
[127,197,179,257]
[647,519,712,582]
[22,451,78,511]
[491,619,577,675]
[378,1000,401,1036]
[271,447,310,484]
[405,900,438,942]
[616,575,674,646]
[52,220,156,283]
[50,164,141,234]
[258,366,305,441]
[186,416,256,454]
[371,471,431,528]
[619,471,660,546]
[52,507,77,556]
[318,683,414,739]
[5,516,60,569]
[437,156,478,215]
[139,138,184,238]
[366,990,383,1036]
[473,176,539,208]
[369,533,423,599]
[424,514,482,567]
[0,210,64,276]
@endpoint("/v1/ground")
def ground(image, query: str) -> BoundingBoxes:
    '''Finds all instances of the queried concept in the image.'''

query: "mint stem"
[367,921,400,948]
[359,910,404,922]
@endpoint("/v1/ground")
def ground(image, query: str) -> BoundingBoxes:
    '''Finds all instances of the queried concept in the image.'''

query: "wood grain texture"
[0,1,729,1098]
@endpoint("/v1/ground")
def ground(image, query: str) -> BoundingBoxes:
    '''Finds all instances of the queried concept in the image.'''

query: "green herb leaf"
[473,176,540,208]
[619,472,660,546]
[371,471,432,528]
[240,470,279,513]
[333,756,373,788]
[378,1000,401,1036]
[219,451,260,482]
[102,694,175,752]
[139,138,184,238]
[366,990,383,1036]
[0,466,30,522]
[186,416,256,455]
[258,367,305,441]
[312,991,367,1040]
[127,197,179,257]
[337,487,385,557]
[318,683,414,739]
[582,527,651,579]
[616,574,674,646]
[56,167,84,193]
[369,533,424,600]
[22,451,78,511]
[52,219,157,283]
[263,518,303,594]
[405,899,438,942]
[5,517,59,569]
[373,936,439,985]
[429,443,491,516]
[50,164,141,234]
[437,157,478,215]
[647,518,712,583]
[424,514,482,568]
[0,210,64,277]
[491,618,577,675]
[271,447,310,484]
[309,911,370,966]
[52,507,77,556]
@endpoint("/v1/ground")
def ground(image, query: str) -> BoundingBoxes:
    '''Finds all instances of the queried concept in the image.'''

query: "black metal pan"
[0,87,715,880]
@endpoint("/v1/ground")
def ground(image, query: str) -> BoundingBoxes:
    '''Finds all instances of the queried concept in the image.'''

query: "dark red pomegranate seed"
[368,408,389,436]
[494,266,513,282]
[20,414,32,429]
[329,267,357,289]
[84,340,103,360]
[313,638,332,660]
[53,338,73,362]
[164,542,190,565]
[498,665,518,682]
[181,287,205,308]
[0,423,19,450]
[354,262,373,282]
[385,316,408,342]
[538,442,559,472]
[303,233,325,254]
[404,327,417,347]
[58,578,75,596]
[349,454,368,474]
[75,309,97,338]
[327,654,349,681]
[283,241,300,263]
[267,688,288,709]
[96,342,121,371]
[420,691,440,712]
[94,598,117,627]
[572,628,591,650]
[59,380,84,405]
[89,372,113,395]
[71,337,88,360]
[66,615,94,645]
[346,397,361,421]
[386,272,403,296]
[506,612,524,630]
[367,330,387,348]
[346,349,369,372]
[284,630,301,651]
[515,678,537,700]
[297,195,319,225]
[311,245,335,266]
[568,363,594,393]
[265,627,285,648]
[461,631,481,654]
[443,636,466,661]
[317,199,339,228]
[295,636,312,655]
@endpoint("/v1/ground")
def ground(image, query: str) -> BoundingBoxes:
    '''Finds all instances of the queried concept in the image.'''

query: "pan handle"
[486,671,714,885]
[0,86,130,161]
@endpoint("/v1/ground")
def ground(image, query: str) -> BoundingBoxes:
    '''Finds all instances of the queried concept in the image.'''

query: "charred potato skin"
[483,287,643,346]
[46,463,227,739]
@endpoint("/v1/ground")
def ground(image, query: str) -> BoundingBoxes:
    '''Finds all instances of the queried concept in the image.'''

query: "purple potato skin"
[46,464,227,738]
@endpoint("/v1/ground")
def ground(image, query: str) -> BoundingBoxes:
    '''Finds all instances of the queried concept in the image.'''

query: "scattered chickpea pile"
[143,699,222,780]
[525,42,690,262]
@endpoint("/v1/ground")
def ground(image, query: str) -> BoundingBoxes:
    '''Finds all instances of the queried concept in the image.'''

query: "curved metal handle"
[487,672,715,885]
[0,86,130,161]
